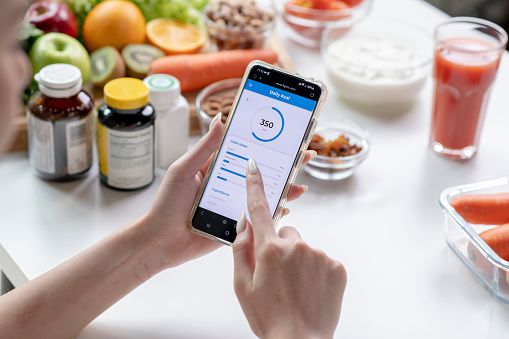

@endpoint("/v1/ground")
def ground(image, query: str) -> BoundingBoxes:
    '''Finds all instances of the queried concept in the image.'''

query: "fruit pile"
[19,0,285,108]
[22,0,208,96]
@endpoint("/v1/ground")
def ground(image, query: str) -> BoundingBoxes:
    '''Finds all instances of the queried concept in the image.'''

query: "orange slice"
[146,18,206,55]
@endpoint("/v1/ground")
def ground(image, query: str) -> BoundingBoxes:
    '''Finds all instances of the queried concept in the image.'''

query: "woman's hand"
[233,159,347,339]
[145,114,316,269]
[0,115,318,339]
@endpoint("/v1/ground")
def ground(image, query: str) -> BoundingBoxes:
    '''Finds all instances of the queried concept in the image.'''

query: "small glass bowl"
[304,120,369,180]
[204,1,276,51]
[196,78,242,135]
[440,177,509,303]
[321,18,433,109]
[273,0,371,47]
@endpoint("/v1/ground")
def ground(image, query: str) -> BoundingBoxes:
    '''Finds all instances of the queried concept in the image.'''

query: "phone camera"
[310,93,315,97]
[253,74,257,79]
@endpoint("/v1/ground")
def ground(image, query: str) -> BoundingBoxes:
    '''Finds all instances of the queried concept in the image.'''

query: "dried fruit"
[308,133,362,157]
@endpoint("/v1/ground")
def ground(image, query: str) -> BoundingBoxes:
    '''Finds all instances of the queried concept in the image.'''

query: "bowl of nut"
[196,78,242,135]
[305,120,369,180]
[204,0,276,51]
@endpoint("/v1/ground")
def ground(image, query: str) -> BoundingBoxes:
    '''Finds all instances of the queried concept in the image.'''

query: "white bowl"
[321,18,433,109]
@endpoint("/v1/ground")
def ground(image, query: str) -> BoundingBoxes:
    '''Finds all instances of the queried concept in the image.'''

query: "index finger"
[246,159,277,245]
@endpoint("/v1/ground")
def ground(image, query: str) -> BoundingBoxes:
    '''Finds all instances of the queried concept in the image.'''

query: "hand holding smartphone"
[188,61,327,245]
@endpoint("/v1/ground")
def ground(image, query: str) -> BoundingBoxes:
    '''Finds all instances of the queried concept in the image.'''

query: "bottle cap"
[104,78,149,110]
[34,64,82,98]
[143,74,181,108]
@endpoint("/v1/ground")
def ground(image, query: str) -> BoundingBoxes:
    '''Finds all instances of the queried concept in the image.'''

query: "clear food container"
[304,121,369,180]
[204,1,276,51]
[273,0,372,48]
[440,176,509,303]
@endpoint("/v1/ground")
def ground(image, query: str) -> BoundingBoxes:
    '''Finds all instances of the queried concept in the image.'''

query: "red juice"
[431,38,501,154]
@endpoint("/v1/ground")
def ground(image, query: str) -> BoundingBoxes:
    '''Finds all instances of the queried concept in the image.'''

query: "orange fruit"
[146,18,205,55]
[83,0,146,53]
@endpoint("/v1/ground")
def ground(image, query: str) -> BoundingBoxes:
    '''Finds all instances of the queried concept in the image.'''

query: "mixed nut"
[205,1,275,50]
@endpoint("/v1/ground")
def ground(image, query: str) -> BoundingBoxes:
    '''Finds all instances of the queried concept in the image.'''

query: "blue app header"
[244,79,317,111]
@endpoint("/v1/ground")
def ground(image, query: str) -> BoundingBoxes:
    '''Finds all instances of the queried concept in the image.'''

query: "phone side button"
[305,120,317,144]
[297,150,305,168]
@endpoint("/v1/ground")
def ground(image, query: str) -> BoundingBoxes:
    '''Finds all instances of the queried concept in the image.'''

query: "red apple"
[25,1,78,38]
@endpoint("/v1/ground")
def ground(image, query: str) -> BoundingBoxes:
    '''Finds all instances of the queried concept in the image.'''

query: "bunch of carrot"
[452,193,509,261]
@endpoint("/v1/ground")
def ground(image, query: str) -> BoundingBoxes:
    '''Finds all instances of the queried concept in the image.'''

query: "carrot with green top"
[451,193,509,225]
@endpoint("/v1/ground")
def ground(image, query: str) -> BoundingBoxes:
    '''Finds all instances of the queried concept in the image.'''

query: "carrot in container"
[477,223,509,261]
[148,49,278,92]
[451,193,509,225]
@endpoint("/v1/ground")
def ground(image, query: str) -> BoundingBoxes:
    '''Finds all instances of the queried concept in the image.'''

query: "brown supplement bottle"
[27,64,94,181]
[97,78,155,190]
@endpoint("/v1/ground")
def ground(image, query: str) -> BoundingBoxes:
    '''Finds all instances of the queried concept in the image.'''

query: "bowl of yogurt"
[321,18,433,109]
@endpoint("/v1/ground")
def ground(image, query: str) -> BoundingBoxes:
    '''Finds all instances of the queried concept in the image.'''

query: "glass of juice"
[430,17,507,159]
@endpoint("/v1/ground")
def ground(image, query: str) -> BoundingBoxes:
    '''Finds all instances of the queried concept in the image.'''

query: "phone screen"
[192,64,321,243]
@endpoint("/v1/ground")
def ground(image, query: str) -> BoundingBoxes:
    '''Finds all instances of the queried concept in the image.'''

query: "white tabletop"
[2,0,509,338]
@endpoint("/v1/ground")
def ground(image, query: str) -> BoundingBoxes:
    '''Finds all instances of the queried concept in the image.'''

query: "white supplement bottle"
[143,74,190,169]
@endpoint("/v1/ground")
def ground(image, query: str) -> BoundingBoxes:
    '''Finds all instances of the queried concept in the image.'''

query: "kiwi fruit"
[122,44,165,79]
[90,46,126,88]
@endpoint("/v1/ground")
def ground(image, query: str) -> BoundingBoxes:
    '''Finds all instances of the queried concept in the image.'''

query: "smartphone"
[188,60,326,245]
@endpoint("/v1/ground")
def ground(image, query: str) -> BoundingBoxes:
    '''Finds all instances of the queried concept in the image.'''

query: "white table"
[2,0,509,338]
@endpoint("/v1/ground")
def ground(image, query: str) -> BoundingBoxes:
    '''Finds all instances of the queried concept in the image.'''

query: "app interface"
[193,68,319,242]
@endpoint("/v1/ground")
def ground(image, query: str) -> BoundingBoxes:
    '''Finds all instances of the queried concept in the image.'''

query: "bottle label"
[66,114,93,175]
[97,123,154,189]
[27,112,55,174]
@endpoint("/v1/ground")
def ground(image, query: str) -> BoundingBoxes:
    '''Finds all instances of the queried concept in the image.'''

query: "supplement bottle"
[143,74,190,169]
[97,78,155,190]
[27,63,94,181]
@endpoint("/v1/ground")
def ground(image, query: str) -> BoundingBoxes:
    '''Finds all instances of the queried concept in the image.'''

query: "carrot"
[477,223,509,261]
[451,193,509,225]
[148,49,278,92]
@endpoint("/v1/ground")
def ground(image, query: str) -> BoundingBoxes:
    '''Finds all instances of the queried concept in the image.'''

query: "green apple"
[29,32,91,84]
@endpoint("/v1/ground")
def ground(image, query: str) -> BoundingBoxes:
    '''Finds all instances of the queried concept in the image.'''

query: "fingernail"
[302,185,309,194]
[209,112,222,131]
[309,150,317,160]
[282,208,290,216]
[248,159,258,175]
[236,211,246,234]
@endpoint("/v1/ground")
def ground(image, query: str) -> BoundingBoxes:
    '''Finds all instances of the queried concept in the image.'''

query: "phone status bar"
[249,66,320,101]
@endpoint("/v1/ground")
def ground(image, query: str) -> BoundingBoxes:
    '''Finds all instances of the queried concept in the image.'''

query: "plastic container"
[321,18,433,110]
[196,78,242,135]
[27,63,94,181]
[440,177,509,303]
[143,74,189,169]
[304,120,369,180]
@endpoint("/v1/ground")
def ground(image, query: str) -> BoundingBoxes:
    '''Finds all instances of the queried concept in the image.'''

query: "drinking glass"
[430,17,507,159]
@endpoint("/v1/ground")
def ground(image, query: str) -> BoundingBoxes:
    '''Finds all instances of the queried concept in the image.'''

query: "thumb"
[233,211,255,292]
[171,116,223,178]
